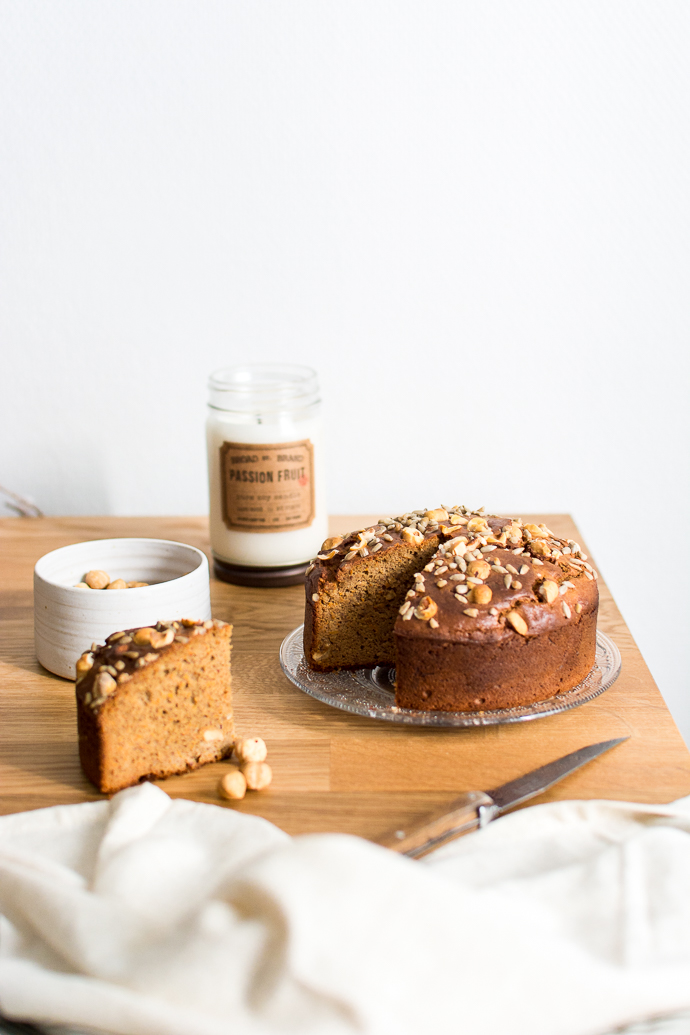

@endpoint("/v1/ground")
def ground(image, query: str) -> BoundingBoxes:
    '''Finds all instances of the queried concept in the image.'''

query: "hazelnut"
[133,627,156,646]
[218,768,247,800]
[84,570,110,590]
[524,524,548,539]
[95,671,117,695]
[75,652,94,679]
[401,527,424,546]
[73,582,90,589]
[235,736,268,764]
[538,580,559,604]
[415,596,438,621]
[529,540,551,558]
[127,582,150,588]
[149,627,175,649]
[424,508,449,523]
[321,536,343,551]
[466,517,490,534]
[506,611,529,636]
[467,559,491,581]
[471,584,493,605]
[242,761,272,791]
[106,579,127,590]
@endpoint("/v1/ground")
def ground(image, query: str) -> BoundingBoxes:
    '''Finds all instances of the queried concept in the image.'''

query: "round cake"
[304,506,598,712]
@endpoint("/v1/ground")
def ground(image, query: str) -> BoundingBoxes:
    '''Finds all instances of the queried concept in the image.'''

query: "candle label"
[219,439,315,532]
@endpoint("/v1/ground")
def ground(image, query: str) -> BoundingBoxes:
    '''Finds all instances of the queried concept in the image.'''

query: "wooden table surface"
[2,514,690,841]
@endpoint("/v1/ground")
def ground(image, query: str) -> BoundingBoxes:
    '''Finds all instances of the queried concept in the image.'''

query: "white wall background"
[1,3,689,739]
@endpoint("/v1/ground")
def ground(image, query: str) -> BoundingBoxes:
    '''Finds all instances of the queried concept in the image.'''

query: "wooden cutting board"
[2,514,689,840]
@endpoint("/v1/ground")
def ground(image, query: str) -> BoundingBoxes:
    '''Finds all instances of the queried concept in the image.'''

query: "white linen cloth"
[1,783,690,1035]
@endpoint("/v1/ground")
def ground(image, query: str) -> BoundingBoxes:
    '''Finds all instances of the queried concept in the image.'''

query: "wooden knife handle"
[376,791,497,858]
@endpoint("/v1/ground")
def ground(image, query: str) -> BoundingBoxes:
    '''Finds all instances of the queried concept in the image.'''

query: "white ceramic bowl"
[34,538,212,679]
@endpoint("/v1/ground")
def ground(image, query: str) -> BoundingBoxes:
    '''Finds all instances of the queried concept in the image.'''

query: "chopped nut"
[75,652,94,678]
[466,559,491,580]
[538,580,559,604]
[84,570,110,590]
[530,540,552,559]
[235,736,267,764]
[415,596,438,621]
[424,508,449,522]
[524,524,548,539]
[106,579,127,590]
[133,627,156,646]
[241,761,272,791]
[114,660,125,671]
[463,607,479,618]
[117,673,131,684]
[429,618,439,629]
[203,728,224,742]
[576,603,583,614]
[146,627,174,649]
[506,611,528,636]
[401,527,424,546]
[322,536,343,551]
[95,671,117,696]
[218,767,247,800]
[471,584,493,605]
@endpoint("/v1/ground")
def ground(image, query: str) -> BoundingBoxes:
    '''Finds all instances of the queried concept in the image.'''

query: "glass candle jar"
[206,364,328,586]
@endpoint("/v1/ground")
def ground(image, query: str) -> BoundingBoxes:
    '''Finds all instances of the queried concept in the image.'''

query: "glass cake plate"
[279,625,621,727]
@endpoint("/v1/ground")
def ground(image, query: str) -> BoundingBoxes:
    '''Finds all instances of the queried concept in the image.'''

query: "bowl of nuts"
[34,538,212,679]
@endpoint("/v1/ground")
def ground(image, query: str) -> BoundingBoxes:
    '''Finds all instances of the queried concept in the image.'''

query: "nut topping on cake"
[506,611,529,636]
[415,596,438,621]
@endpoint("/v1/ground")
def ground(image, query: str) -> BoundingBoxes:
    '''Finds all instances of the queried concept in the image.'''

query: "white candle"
[206,365,328,585]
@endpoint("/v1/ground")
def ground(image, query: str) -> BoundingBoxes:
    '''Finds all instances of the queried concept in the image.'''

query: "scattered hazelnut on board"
[242,761,272,791]
[218,767,247,800]
[84,570,110,590]
[235,736,268,764]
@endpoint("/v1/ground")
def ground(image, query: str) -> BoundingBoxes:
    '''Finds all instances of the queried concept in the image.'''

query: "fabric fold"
[1,784,689,1035]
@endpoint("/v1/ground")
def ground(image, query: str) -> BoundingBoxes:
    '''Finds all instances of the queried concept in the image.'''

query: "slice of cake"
[75,618,233,793]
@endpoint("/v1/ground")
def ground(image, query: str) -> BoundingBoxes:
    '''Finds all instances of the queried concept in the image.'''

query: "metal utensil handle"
[377,791,497,858]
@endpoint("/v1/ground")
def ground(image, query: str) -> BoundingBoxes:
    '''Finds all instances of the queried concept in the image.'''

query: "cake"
[304,507,598,711]
[75,618,233,793]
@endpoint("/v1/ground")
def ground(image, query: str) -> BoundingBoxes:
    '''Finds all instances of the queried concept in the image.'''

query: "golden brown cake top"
[75,619,230,711]
[395,514,598,641]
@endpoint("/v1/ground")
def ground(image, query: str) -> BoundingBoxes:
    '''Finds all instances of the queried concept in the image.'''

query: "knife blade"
[377,737,628,858]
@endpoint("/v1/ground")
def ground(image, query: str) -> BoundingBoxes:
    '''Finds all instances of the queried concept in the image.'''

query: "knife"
[377,737,628,858]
